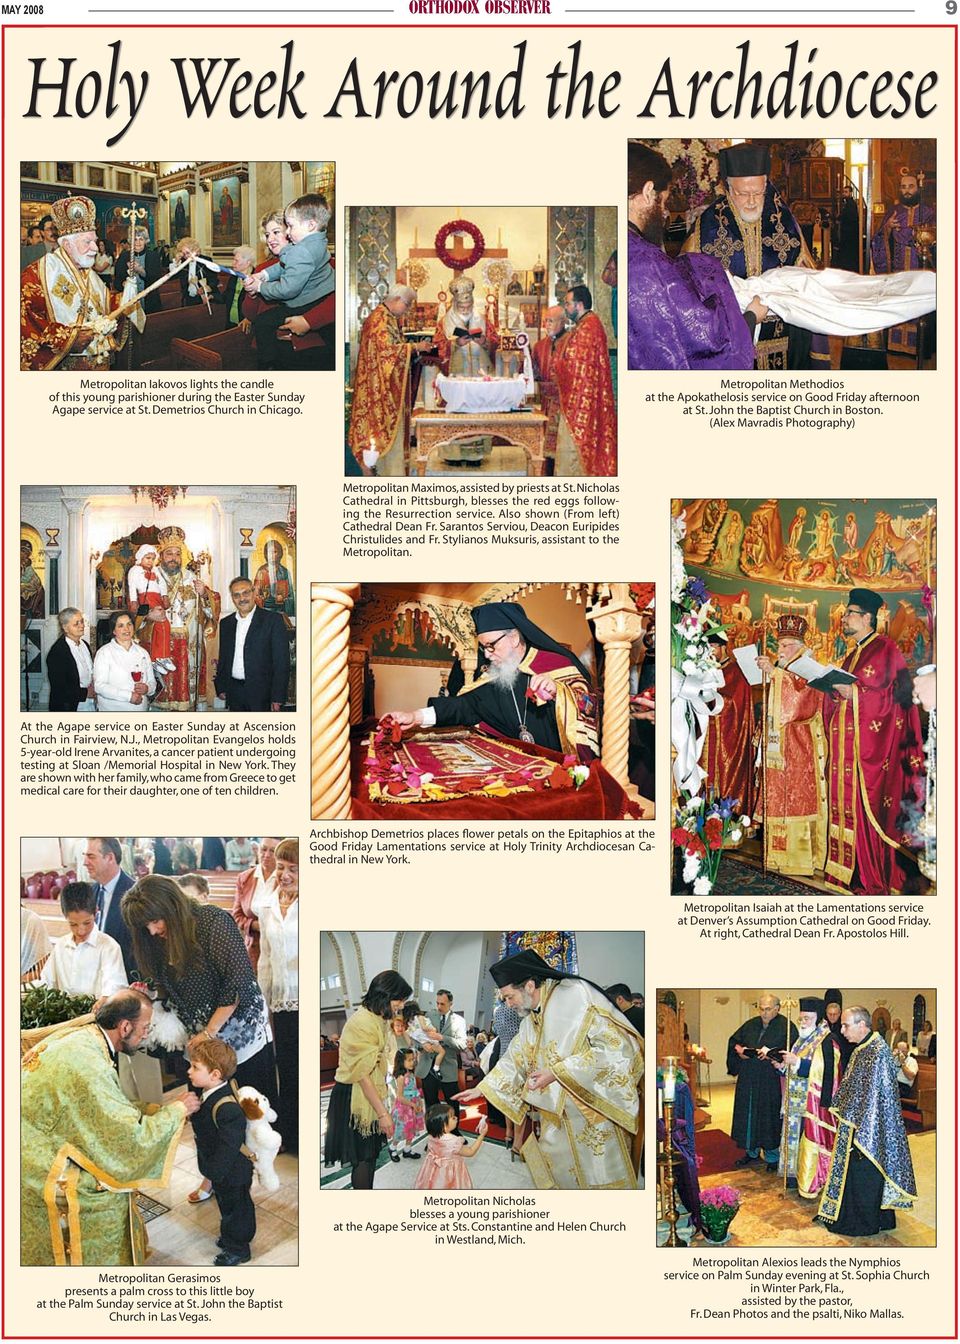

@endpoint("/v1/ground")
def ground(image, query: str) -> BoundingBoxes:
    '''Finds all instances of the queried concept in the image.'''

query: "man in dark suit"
[606,983,645,1037]
[46,608,94,711]
[414,989,466,1129]
[83,837,136,978]
[215,578,290,712]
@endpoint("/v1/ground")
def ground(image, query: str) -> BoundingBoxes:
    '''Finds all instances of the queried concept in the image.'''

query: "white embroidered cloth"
[728,267,936,337]
[436,374,528,414]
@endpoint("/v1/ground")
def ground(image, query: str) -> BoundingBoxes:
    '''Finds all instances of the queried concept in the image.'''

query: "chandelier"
[129,485,188,511]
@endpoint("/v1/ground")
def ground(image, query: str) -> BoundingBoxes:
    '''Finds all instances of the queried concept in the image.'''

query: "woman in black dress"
[323,970,411,1189]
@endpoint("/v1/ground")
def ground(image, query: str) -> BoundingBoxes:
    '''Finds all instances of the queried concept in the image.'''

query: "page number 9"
[948,2,957,14]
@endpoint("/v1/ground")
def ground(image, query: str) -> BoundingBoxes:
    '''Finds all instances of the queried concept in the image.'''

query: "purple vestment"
[627,228,755,371]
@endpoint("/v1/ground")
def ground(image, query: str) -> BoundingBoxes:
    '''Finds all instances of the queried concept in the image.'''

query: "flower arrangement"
[672,792,751,895]
[699,1185,741,1243]
[434,219,485,272]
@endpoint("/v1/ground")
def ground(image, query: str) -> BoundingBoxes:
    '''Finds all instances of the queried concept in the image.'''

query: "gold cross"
[869,720,882,733]
[861,664,876,678]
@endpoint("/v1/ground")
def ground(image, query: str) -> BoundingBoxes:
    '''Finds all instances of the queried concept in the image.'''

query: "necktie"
[439,1015,446,1030]
[95,884,106,928]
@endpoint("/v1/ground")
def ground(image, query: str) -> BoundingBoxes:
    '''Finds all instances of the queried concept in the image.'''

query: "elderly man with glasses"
[382,600,598,761]
[823,587,924,894]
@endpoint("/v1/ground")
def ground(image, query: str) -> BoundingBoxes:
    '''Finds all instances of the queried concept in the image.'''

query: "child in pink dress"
[414,1104,487,1191]
[389,1048,425,1162]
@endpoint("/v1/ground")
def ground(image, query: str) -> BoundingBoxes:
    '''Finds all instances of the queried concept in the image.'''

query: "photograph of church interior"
[656,988,935,1248]
[311,581,654,820]
[670,498,936,897]
[344,205,617,476]
[628,138,935,370]
[20,160,334,371]
[321,930,644,1191]
[21,484,296,712]
[20,836,298,1267]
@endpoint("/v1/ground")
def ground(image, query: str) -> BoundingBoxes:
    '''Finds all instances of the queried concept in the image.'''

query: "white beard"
[486,652,523,690]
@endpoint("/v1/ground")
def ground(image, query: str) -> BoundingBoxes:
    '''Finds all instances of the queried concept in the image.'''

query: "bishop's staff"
[777,995,799,1199]
[120,201,147,369]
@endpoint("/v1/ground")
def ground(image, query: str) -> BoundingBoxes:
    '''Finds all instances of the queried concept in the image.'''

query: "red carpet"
[695,1126,744,1177]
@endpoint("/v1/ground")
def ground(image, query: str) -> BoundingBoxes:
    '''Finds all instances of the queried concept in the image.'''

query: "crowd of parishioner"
[665,995,924,1244]
[679,586,934,896]
[347,275,616,477]
[26,531,292,713]
[628,141,936,371]
[20,191,334,372]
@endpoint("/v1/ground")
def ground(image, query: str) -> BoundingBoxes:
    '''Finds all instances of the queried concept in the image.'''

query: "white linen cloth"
[435,373,528,413]
[728,267,936,337]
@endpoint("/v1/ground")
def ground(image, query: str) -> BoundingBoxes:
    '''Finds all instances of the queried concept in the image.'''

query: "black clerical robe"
[727,1013,797,1153]
[427,645,599,761]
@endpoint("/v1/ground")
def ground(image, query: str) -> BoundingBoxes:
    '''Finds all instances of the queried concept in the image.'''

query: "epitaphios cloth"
[727,268,936,337]
[478,978,644,1190]
[364,725,575,804]
[21,1024,186,1265]
[818,1031,917,1227]
[552,311,617,475]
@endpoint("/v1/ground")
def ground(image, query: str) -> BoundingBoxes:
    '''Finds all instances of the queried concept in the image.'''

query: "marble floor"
[320,1086,534,1190]
[667,1081,935,1248]
[145,1106,298,1267]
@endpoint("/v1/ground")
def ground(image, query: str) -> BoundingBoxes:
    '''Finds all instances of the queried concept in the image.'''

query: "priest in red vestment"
[703,632,757,821]
[532,305,567,464]
[20,195,134,371]
[824,588,924,894]
[552,286,617,477]
[756,613,828,875]
[348,285,433,476]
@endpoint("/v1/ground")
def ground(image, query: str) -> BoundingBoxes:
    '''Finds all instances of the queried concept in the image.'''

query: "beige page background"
[5,22,956,1340]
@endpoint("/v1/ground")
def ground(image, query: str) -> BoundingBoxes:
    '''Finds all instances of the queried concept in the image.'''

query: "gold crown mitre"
[51,196,97,236]
[776,612,808,640]
[157,525,187,557]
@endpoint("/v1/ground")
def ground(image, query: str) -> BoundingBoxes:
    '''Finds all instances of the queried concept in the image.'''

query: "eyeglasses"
[478,632,512,656]
[845,607,866,616]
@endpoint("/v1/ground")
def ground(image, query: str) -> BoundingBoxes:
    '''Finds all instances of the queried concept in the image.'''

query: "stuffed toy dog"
[237,1086,282,1192]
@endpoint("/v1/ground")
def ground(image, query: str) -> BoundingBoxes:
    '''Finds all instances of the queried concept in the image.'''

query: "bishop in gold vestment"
[458,950,643,1189]
[21,1022,186,1265]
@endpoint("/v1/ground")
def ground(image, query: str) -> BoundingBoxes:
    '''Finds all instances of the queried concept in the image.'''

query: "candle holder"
[658,1056,685,1248]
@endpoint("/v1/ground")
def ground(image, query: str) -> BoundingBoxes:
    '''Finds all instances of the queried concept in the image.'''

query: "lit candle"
[662,1056,677,1102]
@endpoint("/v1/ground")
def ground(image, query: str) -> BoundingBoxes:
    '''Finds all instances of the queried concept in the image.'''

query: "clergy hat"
[471,601,592,682]
[488,948,610,1002]
[824,989,843,1008]
[847,588,884,617]
[799,997,825,1016]
[776,613,808,640]
[51,195,97,237]
[718,143,771,179]
[489,949,565,988]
